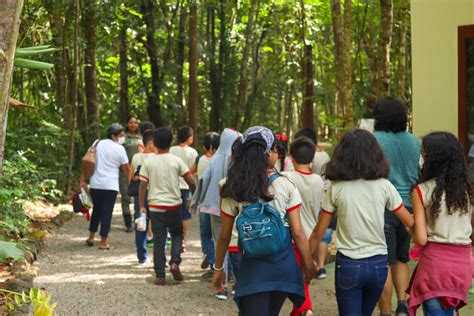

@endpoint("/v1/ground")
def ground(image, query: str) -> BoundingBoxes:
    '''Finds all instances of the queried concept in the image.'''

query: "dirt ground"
[33,202,474,315]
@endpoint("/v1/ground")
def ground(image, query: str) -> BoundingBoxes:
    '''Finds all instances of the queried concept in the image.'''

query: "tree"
[188,1,198,135]
[141,0,162,126]
[0,0,24,176]
[300,0,315,129]
[118,22,130,124]
[233,0,258,129]
[82,0,100,142]
[377,0,393,97]
[331,0,353,126]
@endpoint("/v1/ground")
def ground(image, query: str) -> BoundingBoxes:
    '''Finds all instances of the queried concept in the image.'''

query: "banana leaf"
[14,58,54,70]
[16,45,53,51]
[15,47,59,58]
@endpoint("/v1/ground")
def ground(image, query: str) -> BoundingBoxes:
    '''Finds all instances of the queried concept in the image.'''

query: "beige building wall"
[411,0,474,138]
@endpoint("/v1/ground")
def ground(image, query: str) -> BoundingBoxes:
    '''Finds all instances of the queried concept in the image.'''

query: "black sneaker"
[202,269,214,281]
[214,290,228,300]
[395,301,409,316]
[316,267,327,279]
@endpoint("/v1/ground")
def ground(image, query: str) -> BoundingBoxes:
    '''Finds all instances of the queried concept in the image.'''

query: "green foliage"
[0,288,57,316]
[0,241,24,261]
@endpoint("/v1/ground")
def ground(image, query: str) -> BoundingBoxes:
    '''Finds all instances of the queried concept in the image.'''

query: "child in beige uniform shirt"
[309,129,413,315]
[139,127,195,286]
[283,136,324,316]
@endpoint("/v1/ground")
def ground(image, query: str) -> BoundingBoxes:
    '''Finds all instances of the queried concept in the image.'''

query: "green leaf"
[15,294,22,305]
[14,58,54,70]
[0,240,24,261]
[15,48,59,58]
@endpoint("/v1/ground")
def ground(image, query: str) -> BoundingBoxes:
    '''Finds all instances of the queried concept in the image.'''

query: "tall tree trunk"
[377,0,393,97]
[175,1,186,125]
[66,0,81,195]
[395,0,409,100]
[45,0,70,127]
[331,0,353,126]
[217,0,230,130]
[141,0,162,126]
[300,0,315,129]
[188,2,199,136]
[302,44,315,128]
[0,0,24,176]
[82,0,100,143]
[208,5,221,131]
[118,23,129,124]
[233,0,258,129]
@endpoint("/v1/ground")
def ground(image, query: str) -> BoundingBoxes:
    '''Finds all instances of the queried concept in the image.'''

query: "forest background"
[0,0,410,248]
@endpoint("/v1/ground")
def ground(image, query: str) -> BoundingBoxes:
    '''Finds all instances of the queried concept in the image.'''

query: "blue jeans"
[199,212,215,265]
[133,196,148,262]
[335,252,388,315]
[422,298,455,316]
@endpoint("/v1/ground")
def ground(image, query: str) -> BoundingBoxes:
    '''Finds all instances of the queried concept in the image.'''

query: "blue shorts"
[181,189,192,220]
[321,228,333,244]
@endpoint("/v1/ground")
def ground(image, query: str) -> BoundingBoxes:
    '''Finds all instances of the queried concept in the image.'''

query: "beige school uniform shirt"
[131,152,155,173]
[416,179,472,244]
[139,152,190,212]
[197,154,212,179]
[312,151,330,176]
[170,145,198,190]
[283,170,325,239]
[322,178,403,259]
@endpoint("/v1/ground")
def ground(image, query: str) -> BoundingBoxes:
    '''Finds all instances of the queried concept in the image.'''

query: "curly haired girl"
[408,132,474,315]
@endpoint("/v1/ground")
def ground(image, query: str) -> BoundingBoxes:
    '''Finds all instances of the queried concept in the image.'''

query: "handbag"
[81,139,100,179]
[127,166,141,197]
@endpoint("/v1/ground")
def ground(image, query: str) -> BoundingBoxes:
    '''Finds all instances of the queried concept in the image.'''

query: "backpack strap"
[269,172,280,186]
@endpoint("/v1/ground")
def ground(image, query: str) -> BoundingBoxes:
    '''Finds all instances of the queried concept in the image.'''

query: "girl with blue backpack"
[212,126,315,316]
[309,129,414,315]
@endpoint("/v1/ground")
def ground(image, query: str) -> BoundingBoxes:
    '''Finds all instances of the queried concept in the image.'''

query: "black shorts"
[384,207,412,265]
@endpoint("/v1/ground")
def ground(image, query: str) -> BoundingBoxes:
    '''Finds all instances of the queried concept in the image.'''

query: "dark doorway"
[458,25,474,181]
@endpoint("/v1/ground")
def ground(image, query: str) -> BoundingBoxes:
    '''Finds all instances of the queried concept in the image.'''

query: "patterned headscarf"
[241,126,275,153]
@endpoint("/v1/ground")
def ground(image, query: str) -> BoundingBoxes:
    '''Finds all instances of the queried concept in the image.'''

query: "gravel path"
[34,202,339,315]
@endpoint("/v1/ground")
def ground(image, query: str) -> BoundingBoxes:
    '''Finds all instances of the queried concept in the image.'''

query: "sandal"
[98,244,114,250]
[85,240,94,247]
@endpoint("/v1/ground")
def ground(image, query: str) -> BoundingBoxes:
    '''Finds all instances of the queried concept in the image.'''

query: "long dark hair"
[221,141,274,203]
[325,129,389,181]
[417,132,473,220]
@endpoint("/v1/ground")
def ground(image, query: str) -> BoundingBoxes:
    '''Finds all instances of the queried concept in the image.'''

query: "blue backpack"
[236,173,290,258]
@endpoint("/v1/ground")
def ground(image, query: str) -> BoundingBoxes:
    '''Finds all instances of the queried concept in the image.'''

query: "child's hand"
[304,263,316,283]
[211,270,226,292]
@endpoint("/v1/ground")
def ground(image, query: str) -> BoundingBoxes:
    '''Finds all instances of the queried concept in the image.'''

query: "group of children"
[123,99,473,315]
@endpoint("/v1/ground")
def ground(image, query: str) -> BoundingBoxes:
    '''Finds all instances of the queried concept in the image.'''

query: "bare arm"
[138,181,147,213]
[411,190,428,246]
[394,205,414,229]
[183,173,196,193]
[287,208,315,282]
[129,163,135,182]
[189,163,197,176]
[309,212,332,258]
[121,163,130,180]
[211,214,234,292]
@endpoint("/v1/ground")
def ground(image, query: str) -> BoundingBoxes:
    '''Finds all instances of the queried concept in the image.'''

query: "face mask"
[117,136,125,145]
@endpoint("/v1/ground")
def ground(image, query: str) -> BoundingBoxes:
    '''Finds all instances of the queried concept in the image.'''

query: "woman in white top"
[80,123,129,250]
